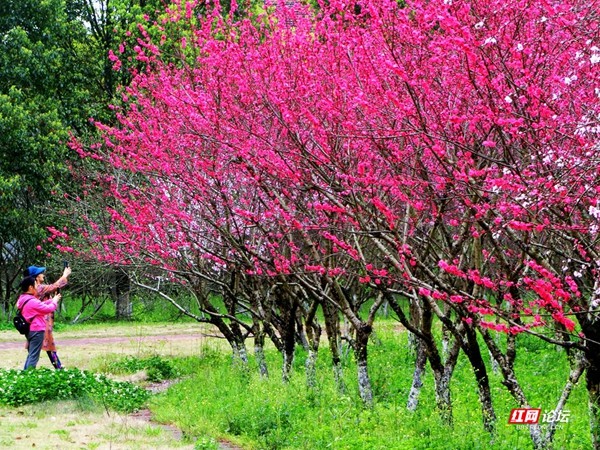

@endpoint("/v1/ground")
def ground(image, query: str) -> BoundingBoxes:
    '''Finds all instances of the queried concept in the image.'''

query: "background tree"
[0,0,85,312]
[0,0,170,317]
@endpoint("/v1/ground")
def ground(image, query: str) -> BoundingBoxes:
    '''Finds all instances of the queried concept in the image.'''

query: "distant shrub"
[106,355,180,382]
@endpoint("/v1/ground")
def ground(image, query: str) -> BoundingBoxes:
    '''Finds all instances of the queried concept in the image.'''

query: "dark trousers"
[24,331,45,369]
[47,351,63,369]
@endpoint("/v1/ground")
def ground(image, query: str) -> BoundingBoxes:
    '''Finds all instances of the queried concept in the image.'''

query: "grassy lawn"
[0,321,594,449]
[150,324,592,450]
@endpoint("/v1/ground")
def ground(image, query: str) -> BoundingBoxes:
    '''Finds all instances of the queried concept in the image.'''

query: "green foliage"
[0,0,109,129]
[0,368,149,412]
[146,357,179,382]
[106,355,180,382]
[194,436,221,450]
[0,88,69,278]
[150,328,591,449]
[0,0,95,307]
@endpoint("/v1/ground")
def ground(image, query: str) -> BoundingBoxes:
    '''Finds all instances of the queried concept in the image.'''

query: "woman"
[24,264,71,369]
[17,276,61,369]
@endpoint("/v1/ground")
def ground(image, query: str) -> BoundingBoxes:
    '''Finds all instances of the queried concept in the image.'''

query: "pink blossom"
[67,0,598,348]
[418,287,432,297]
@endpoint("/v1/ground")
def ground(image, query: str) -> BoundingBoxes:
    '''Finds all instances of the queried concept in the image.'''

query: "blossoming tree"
[68,0,600,447]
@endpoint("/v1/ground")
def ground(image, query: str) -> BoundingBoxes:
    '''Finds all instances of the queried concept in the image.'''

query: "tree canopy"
[65,0,600,447]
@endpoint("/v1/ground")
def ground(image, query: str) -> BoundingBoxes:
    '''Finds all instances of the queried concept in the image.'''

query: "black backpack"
[13,299,33,335]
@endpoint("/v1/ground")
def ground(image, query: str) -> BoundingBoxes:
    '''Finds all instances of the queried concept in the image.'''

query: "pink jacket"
[16,294,58,332]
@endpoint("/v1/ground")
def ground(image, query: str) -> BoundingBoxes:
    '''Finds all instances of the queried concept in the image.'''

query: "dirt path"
[0,332,209,350]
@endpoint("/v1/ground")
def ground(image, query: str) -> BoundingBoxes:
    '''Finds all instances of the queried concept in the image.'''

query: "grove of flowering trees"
[63,0,600,448]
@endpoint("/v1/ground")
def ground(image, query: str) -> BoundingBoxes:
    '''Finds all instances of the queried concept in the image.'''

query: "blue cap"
[26,266,46,277]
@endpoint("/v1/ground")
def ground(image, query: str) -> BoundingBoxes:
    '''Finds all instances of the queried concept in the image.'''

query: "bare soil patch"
[0,332,208,351]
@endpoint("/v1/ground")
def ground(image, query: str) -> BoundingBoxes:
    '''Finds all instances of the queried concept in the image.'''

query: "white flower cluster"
[591,46,600,65]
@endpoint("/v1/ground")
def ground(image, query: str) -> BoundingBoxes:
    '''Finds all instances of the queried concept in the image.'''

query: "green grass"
[54,292,208,324]
[150,327,591,450]
[0,368,149,412]
[0,292,222,329]
[0,300,592,449]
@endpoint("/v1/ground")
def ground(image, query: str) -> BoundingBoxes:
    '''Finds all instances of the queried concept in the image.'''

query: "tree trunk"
[112,268,132,320]
[489,349,499,374]
[232,340,249,366]
[297,316,310,351]
[422,300,457,425]
[323,300,346,394]
[433,370,452,426]
[463,327,496,433]
[407,331,418,357]
[253,319,269,378]
[585,325,600,449]
[544,353,585,444]
[222,276,250,369]
[480,329,546,449]
[203,301,249,369]
[1,267,9,318]
[303,304,321,389]
[590,371,600,449]
[428,336,460,426]
[277,286,298,383]
[282,349,294,382]
[407,339,427,411]
[355,323,374,407]
[388,292,457,423]
[305,348,318,388]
